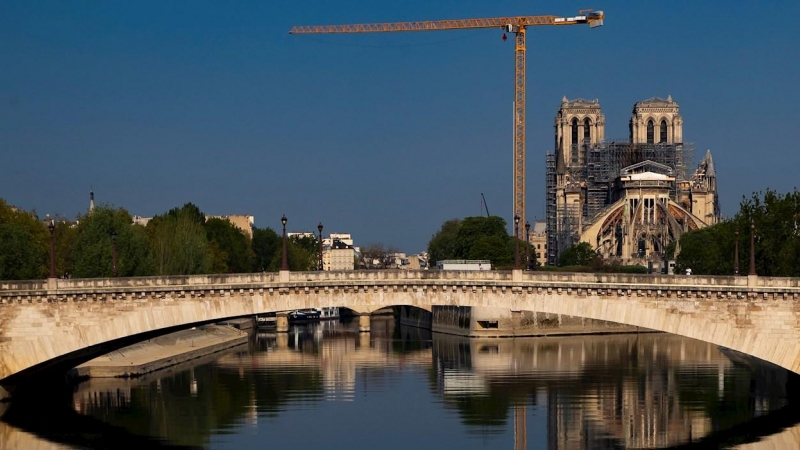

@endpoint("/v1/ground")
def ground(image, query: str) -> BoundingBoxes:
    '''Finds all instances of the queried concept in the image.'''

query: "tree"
[72,206,153,278]
[252,227,280,272]
[205,218,254,273]
[427,219,461,265]
[0,198,49,280]
[147,203,210,276]
[427,216,517,269]
[558,242,597,267]
[361,243,399,269]
[676,189,800,276]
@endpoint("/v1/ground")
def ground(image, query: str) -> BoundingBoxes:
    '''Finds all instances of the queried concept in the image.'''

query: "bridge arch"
[2,270,800,394]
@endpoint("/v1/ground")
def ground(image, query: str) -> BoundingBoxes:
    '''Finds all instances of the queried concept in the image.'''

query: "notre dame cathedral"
[545,96,720,268]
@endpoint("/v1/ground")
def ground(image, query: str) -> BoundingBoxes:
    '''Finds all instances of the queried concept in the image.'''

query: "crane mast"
[291,11,604,231]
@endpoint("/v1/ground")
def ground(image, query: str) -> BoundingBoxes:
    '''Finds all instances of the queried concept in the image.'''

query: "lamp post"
[111,230,118,277]
[749,220,756,276]
[514,215,520,270]
[525,221,531,270]
[317,222,324,271]
[47,218,55,279]
[734,229,739,276]
[281,215,288,271]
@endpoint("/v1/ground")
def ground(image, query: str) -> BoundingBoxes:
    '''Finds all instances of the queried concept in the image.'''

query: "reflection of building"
[546,96,720,266]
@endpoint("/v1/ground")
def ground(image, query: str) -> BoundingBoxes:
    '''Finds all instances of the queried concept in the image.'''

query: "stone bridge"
[2,270,800,399]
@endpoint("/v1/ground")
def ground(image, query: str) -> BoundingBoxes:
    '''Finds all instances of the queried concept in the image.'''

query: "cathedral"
[545,96,720,268]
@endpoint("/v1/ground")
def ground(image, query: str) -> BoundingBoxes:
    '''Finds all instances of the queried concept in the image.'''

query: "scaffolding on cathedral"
[545,140,695,265]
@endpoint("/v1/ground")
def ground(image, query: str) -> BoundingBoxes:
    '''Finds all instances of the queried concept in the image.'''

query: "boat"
[288,308,321,323]
[256,314,277,328]
[320,307,340,321]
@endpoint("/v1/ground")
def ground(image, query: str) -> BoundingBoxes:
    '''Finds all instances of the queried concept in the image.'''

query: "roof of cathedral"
[562,96,600,106]
[636,95,675,105]
[702,149,716,177]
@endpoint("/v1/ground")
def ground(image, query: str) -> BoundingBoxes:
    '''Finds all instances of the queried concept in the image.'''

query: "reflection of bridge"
[2,270,800,396]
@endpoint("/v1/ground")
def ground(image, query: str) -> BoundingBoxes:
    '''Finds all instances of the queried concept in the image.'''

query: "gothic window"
[647,120,654,144]
[660,120,667,143]
[583,118,591,142]
[571,118,578,145]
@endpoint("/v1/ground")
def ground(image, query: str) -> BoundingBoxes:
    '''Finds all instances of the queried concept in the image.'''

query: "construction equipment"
[481,193,490,218]
[290,11,604,228]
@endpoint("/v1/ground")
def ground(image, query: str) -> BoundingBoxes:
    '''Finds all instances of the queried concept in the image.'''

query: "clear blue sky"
[2,1,799,253]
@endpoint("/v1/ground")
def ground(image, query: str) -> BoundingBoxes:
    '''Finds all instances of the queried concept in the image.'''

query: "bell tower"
[630,95,682,144]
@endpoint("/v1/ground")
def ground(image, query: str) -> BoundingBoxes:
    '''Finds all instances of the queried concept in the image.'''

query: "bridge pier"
[276,313,289,333]
[358,314,371,333]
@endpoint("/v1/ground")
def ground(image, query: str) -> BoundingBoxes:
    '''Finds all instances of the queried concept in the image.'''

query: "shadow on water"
[3,322,800,449]
[0,387,200,450]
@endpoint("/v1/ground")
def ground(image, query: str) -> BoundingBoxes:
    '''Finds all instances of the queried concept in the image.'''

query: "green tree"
[252,227,280,272]
[558,242,597,267]
[677,189,800,276]
[147,203,210,275]
[0,198,50,280]
[428,219,461,265]
[428,216,520,268]
[205,218,254,273]
[72,206,153,278]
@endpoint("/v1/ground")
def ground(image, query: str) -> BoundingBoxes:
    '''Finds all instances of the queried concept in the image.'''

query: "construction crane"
[290,11,604,230]
[481,193,490,218]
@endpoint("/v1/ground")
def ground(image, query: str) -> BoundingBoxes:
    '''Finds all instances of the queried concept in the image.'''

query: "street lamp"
[514,215,520,270]
[111,230,118,277]
[281,214,288,271]
[749,220,756,276]
[47,217,55,279]
[317,222,324,271]
[734,229,739,276]
[525,221,531,271]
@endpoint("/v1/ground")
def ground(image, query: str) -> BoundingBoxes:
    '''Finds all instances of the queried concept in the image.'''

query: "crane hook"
[502,33,507,41]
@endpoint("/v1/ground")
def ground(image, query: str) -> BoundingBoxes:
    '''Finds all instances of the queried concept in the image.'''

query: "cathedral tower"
[629,95,683,144]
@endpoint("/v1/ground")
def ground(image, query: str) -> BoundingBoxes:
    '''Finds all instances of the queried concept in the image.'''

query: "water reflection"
[2,317,799,449]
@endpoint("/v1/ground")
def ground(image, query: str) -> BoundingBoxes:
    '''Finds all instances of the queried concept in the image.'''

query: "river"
[1,316,799,449]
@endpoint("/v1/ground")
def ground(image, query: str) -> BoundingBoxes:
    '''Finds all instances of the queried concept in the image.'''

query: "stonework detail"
[2,270,800,396]
[546,96,720,266]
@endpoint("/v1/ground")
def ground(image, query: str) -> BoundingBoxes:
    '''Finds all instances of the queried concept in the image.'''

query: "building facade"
[546,96,720,267]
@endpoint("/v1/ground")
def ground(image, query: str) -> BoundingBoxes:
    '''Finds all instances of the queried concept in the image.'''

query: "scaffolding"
[545,140,695,264]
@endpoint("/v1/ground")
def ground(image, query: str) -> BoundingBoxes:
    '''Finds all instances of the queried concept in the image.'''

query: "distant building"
[324,238,355,271]
[529,220,548,266]
[132,215,151,227]
[436,260,492,271]
[209,215,254,238]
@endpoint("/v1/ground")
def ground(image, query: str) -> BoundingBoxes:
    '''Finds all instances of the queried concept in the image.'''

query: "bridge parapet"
[3,269,800,391]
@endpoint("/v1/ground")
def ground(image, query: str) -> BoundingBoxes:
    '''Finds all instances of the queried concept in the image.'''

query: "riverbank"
[72,324,249,379]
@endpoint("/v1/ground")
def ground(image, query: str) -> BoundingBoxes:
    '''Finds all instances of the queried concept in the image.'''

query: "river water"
[2,316,800,449]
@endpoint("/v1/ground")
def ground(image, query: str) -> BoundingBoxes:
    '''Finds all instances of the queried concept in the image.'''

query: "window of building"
[583,118,591,142]
[647,120,654,144]
[571,118,578,145]
[660,120,667,143]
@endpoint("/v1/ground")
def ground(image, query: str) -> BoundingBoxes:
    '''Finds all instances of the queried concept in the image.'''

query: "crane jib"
[289,12,603,34]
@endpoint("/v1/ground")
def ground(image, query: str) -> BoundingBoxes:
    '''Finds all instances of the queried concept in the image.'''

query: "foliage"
[72,206,153,278]
[676,189,800,276]
[427,216,533,269]
[147,203,210,276]
[0,199,49,280]
[557,242,597,267]
[251,227,280,272]
[204,218,254,273]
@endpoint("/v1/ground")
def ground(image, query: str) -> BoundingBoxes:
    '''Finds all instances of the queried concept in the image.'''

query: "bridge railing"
[3,270,800,294]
